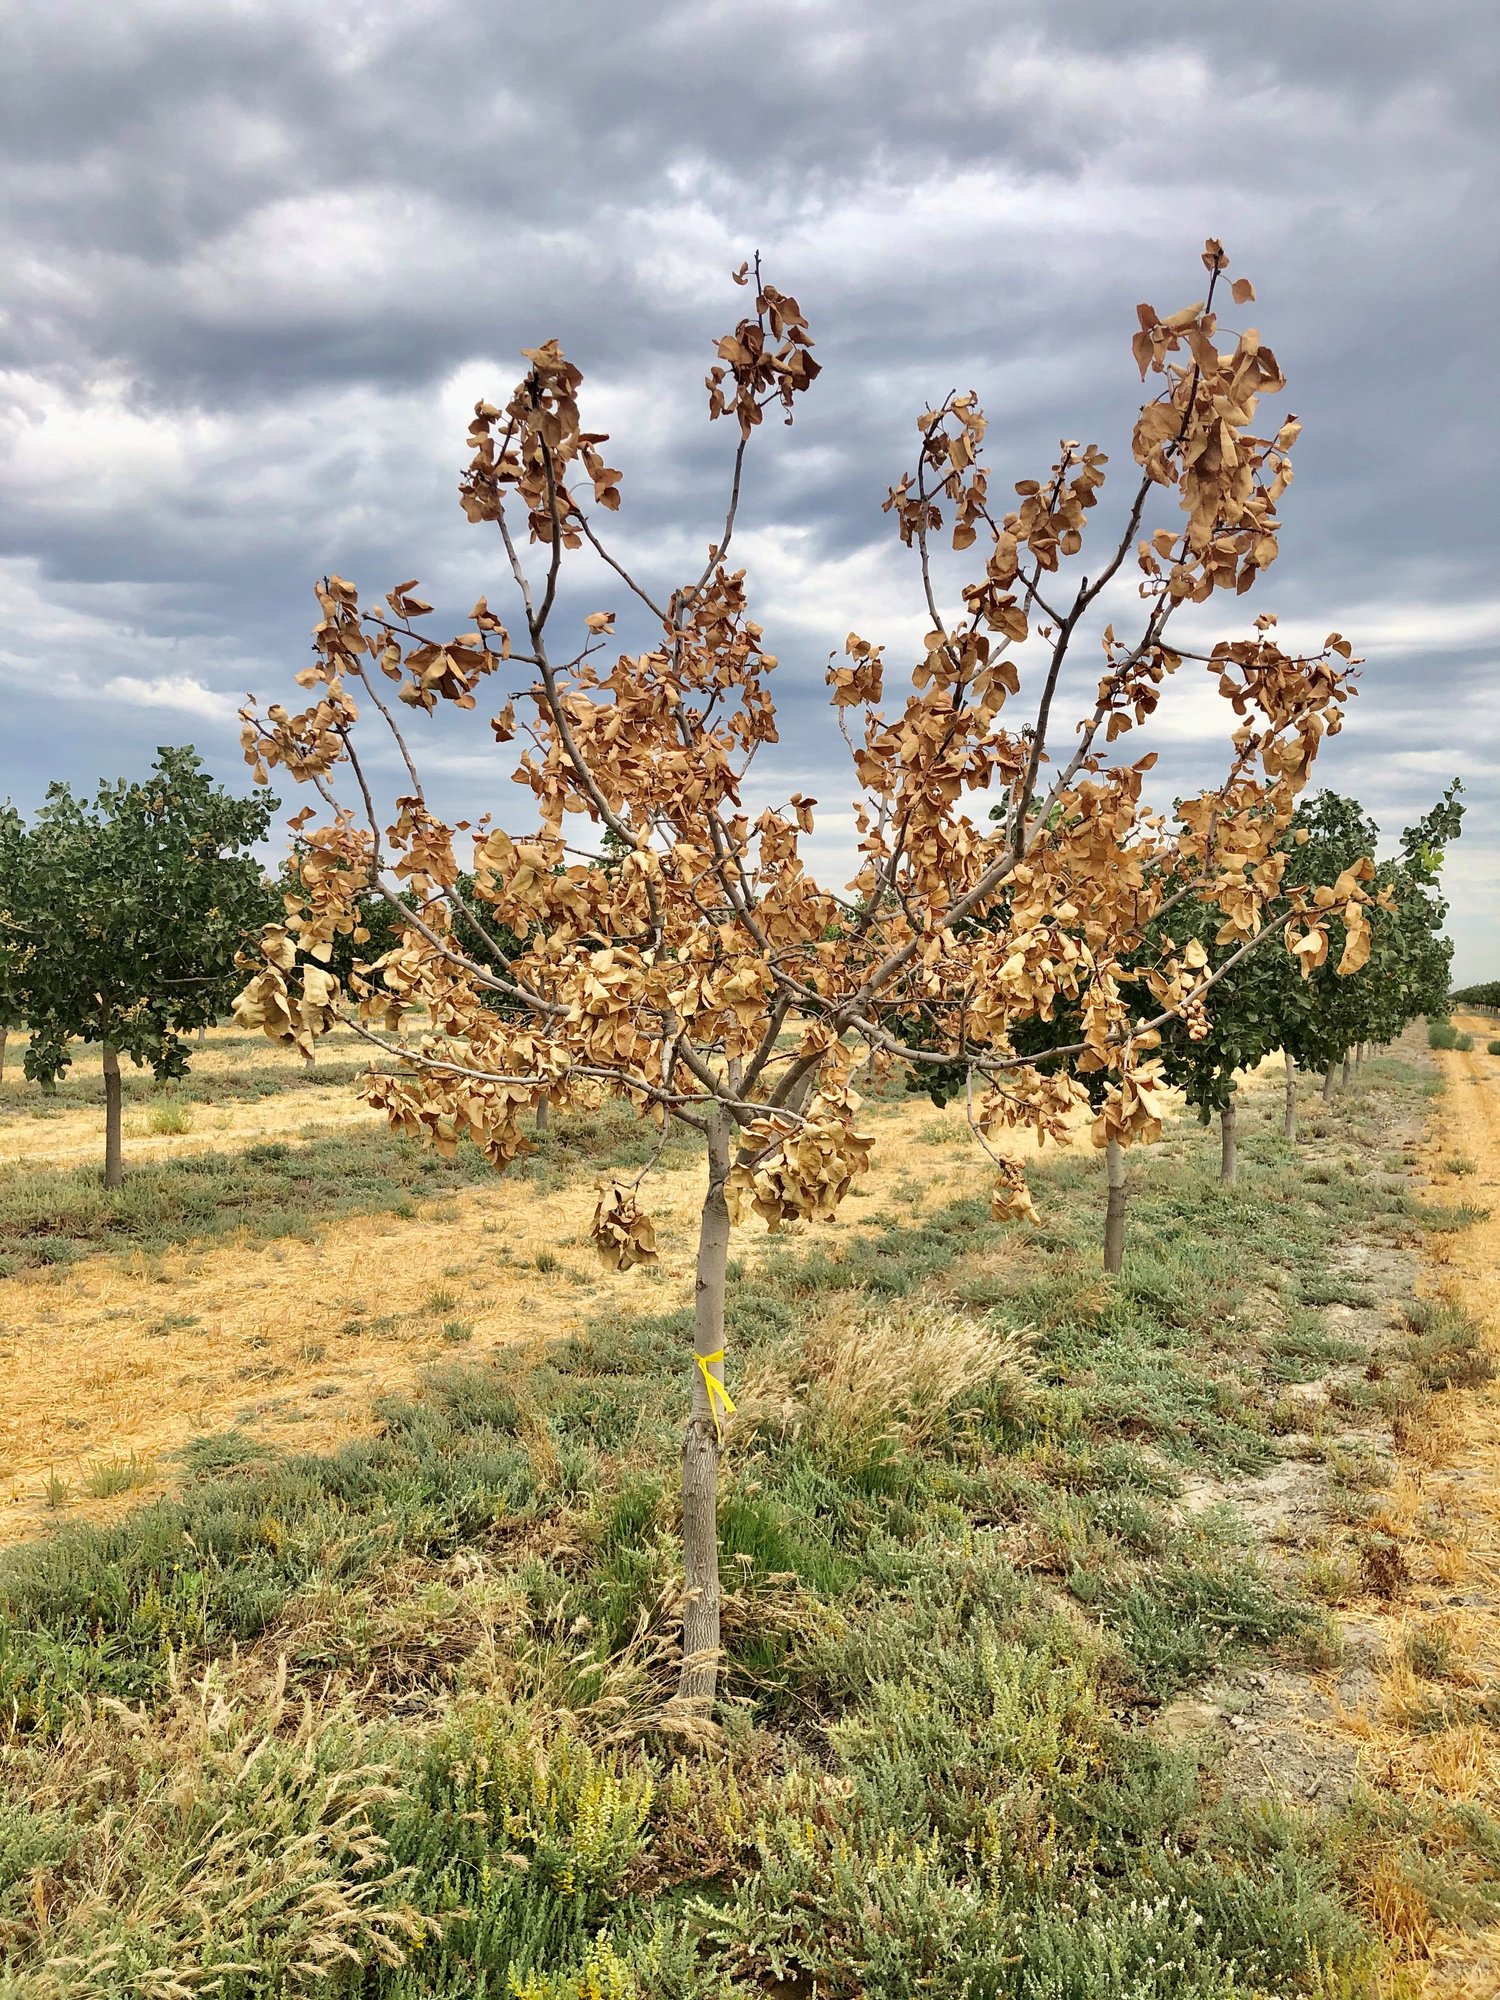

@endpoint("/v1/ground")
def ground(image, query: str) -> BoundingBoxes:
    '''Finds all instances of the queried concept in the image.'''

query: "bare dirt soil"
[1159,1025,1500,1995]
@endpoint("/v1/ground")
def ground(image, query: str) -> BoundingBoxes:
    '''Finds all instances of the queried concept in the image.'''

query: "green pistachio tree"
[4,747,277,1184]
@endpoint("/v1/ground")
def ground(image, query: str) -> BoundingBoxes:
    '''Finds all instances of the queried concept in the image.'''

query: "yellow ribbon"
[696,1348,737,1438]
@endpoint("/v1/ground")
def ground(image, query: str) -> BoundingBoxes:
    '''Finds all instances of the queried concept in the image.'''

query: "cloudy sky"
[3,0,1496,976]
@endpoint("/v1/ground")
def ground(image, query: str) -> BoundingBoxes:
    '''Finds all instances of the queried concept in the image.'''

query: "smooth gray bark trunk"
[1322,1059,1336,1103]
[1103,1137,1126,1275]
[534,1097,550,1134]
[103,1043,123,1189]
[1220,1096,1238,1186]
[676,1108,731,1711]
[1283,1051,1298,1142]
[1341,1052,1352,1091]
[0,1026,6,1084]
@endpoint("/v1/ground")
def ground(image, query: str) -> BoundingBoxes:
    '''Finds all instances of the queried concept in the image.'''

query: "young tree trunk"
[1220,1095,1238,1186]
[1283,1051,1298,1142]
[534,1097,550,1134]
[1354,1042,1365,1071]
[0,1026,6,1084]
[1103,1137,1126,1275]
[103,1043,123,1189]
[197,1022,208,1046]
[676,1107,732,1712]
[1322,1059,1336,1103]
[1341,1052,1352,1091]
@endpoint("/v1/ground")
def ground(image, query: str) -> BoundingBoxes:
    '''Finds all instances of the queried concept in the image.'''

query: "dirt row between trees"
[0,1087,1015,1545]
[1153,1025,1500,1994]
[1,1054,1293,1550]
[0,1030,377,1171]
[1401,1019,1500,1993]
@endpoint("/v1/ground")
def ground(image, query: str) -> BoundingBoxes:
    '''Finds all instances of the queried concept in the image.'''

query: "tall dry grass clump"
[733,1296,1030,1451]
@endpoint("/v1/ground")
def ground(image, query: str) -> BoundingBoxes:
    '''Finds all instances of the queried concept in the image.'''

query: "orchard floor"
[1387,1017,1500,1995]
[2,1027,1498,1997]
[0,1034,1093,1546]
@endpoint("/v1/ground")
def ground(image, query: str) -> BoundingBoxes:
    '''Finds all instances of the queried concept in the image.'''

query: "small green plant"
[440,1320,474,1345]
[1487,1039,1500,1056]
[425,1286,459,1314]
[1455,1031,1474,1051]
[1427,1019,1459,1050]
[39,1469,70,1510]
[534,1248,561,1275]
[148,1101,193,1135]
[1404,1624,1457,1680]
[1441,1154,1477,1176]
[81,1452,154,1499]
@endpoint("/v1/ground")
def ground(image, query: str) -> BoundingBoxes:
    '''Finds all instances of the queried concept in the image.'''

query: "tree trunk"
[0,1026,6,1084]
[1354,1042,1364,1072]
[676,1108,732,1712]
[1322,1059,1336,1103]
[1220,1096,1238,1186]
[1283,1051,1297,1142]
[103,1044,123,1189]
[534,1097,550,1134]
[1341,1052,1352,1091]
[197,1022,208,1046]
[1103,1137,1126,1275]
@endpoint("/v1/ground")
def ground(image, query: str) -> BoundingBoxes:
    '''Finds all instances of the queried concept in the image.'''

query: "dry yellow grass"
[1330,1019,1500,1995]
[0,1035,1280,1547]
[0,1072,1040,1545]
[0,1027,381,1170]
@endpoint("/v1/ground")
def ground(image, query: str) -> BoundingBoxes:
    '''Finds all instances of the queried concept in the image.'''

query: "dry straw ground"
[1351,1018,1500,1997]
[0,1032,1094,1545]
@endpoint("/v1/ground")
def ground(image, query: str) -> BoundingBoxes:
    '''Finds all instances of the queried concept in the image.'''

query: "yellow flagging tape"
[696,1348,737,1438]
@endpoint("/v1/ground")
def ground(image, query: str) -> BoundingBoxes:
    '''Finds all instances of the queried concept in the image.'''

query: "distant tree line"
[907,781,1463,1265]
[0,745,525,1184]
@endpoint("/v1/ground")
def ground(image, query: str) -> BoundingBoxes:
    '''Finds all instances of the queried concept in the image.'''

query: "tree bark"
[1103,1137,1126,1275]
[197,1022,207,1046]
[0,1026,6,1084]
[103,1043,123,1189]
[1341,1052,1352,1091]
[534,1097,550,1134]
[1322,1059,1336,1103]
[1220,1095,1238,1187]
[676,1107,732,1712]
[1283,1051,1297,1142]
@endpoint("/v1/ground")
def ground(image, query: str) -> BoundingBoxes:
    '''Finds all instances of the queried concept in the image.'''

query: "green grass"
[80,1451,156,1499]
[0,1055,1492,1995]
[147,1100,194,1135]
[0,1097,698,1276]
[0,1129,490,1273]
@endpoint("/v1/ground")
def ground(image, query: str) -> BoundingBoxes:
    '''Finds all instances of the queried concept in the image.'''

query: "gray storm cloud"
[2,0,1495,973]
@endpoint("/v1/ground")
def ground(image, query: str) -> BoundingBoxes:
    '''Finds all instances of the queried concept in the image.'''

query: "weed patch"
[0,1053,1491,1994]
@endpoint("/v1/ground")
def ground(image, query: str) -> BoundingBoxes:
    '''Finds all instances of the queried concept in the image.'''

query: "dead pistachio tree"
[235,242,1370,1713]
